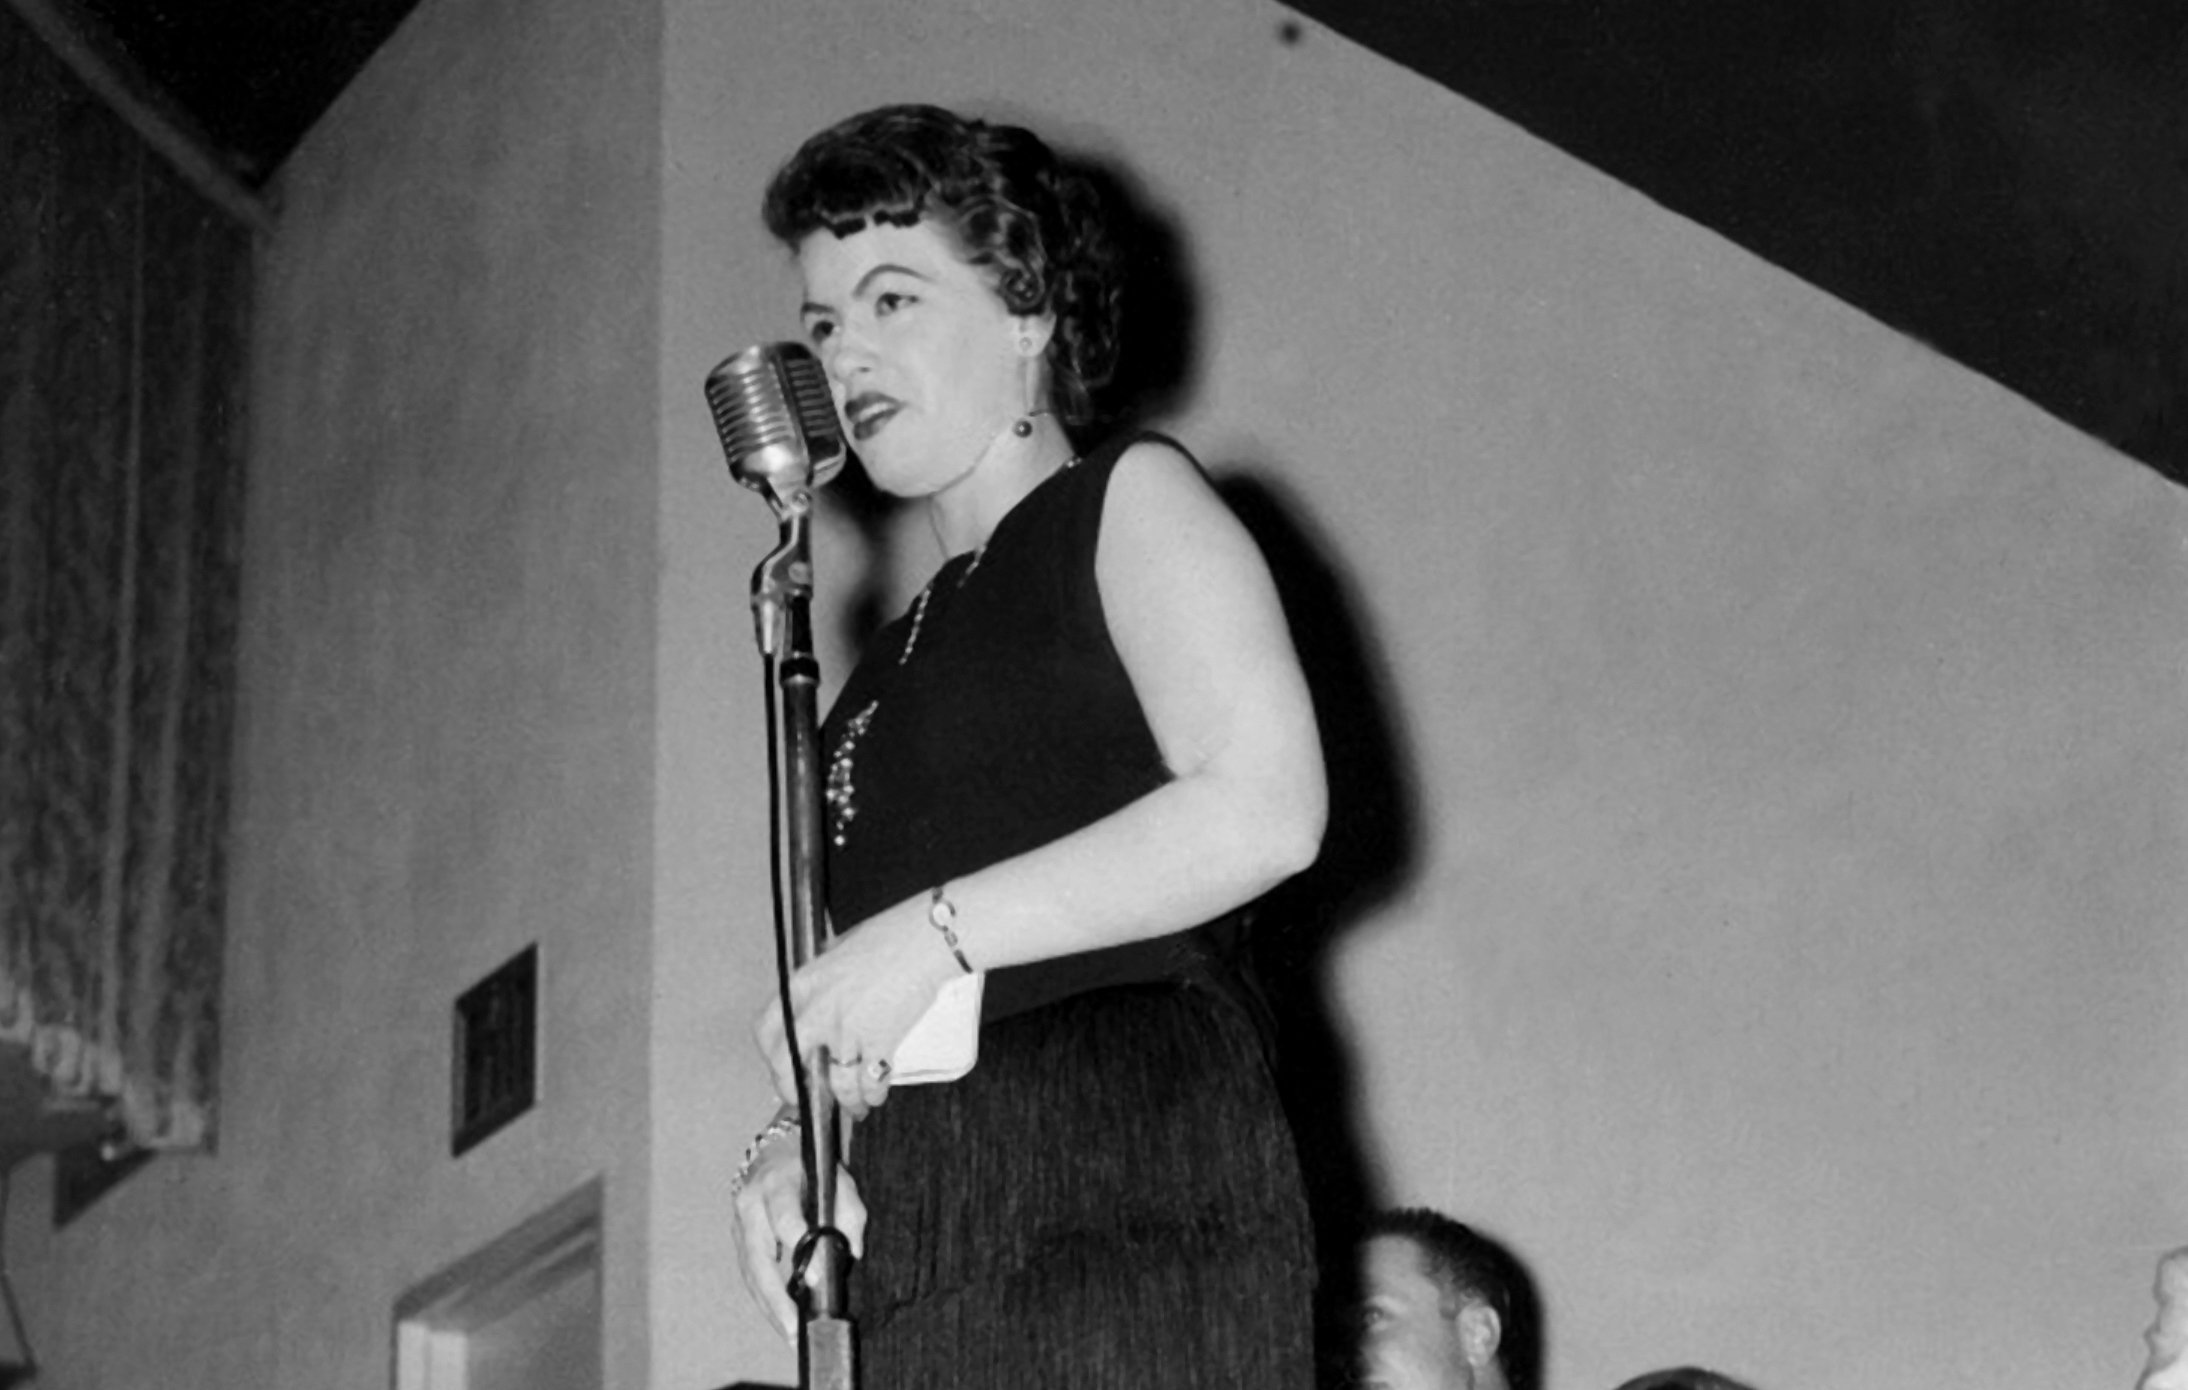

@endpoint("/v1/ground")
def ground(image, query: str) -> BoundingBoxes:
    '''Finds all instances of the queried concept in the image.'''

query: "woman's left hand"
[754,898,957,1116]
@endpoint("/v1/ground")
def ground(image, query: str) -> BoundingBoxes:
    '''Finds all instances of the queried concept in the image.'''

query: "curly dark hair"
[762,104,1124,427]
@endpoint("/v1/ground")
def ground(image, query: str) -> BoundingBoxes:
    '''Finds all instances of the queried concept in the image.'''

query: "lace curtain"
[0,6,247,1150]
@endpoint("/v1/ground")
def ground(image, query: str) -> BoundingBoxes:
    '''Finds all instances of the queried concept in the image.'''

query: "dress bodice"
[820,432,1230,1022]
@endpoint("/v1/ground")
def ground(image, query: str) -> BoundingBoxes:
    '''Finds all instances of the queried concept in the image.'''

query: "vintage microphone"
[705,342,856,1390]
[709,343,845,500]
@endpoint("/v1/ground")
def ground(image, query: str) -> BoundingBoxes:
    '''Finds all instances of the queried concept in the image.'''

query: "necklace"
[824,454,1078,850]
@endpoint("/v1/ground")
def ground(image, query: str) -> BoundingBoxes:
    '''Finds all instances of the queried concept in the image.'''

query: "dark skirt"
[847,979,1318,1390]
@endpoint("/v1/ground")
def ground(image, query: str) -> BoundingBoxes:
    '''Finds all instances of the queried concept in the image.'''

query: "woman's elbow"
[1195,725,1326,885]
[1253,772,1327,883]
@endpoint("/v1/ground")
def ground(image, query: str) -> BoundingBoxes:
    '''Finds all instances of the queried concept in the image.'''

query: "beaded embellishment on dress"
[822,455,1078,852]
[826,699,877,848]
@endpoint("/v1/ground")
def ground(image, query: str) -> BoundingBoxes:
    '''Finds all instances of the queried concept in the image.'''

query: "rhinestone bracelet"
[729,1112,802,1201]
[927,884,975,973]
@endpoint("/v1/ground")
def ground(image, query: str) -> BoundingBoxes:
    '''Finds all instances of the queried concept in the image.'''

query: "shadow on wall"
[1222,471,1423,1385]
[1085,141,1427,1380]
[1073,147,1426,1308]
[1069,151,1201,431]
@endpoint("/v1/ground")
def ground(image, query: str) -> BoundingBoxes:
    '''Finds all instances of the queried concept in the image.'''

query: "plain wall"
[11,1,2179,1388]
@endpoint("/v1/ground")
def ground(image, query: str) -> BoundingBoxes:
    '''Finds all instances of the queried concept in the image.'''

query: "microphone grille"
[781,350,846,475]
[703,343,845,490]
[703,347,791,460]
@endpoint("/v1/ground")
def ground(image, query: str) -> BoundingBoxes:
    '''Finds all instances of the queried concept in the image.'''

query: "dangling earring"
[1012,332,1045,437]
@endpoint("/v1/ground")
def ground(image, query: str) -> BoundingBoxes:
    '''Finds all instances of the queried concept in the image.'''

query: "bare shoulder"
[1101,436,1247,557]
[1096,435,1280,620]
[1107,435,1213,505]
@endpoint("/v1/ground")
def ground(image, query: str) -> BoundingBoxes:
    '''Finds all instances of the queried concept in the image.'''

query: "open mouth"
[844,393,900,442]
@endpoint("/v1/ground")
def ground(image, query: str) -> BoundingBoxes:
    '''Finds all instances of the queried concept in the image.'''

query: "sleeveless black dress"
[819,433,1317,1389]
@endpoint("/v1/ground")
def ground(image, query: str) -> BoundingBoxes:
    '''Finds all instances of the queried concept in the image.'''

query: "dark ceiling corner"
[51,0,425,184]
[1284,0,2186,492]
[22,0,2185,489]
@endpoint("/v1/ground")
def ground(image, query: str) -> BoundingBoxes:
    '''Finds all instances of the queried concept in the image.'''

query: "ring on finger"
[867,1058,891,1082]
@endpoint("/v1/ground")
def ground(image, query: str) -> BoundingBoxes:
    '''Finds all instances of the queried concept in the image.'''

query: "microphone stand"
[747,474,856,1390]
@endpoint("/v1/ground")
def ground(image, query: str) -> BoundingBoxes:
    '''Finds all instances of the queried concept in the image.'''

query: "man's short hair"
[1364,1207,1541,1390]
[1613,1369,1759,1390]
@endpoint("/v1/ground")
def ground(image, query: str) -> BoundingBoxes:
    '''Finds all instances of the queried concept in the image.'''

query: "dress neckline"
[938,448,1085,567]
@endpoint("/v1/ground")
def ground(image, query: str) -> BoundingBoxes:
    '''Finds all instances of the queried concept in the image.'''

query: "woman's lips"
[845,394,900,442]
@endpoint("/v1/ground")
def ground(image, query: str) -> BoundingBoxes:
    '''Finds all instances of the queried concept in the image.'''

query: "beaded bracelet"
[927,884,975,973]
[729,1112,802,1200]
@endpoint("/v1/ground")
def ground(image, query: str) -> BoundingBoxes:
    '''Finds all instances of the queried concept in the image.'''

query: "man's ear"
[1458,1302,1503,1372]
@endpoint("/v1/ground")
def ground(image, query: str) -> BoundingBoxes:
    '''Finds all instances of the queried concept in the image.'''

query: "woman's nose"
[825,323,875,383]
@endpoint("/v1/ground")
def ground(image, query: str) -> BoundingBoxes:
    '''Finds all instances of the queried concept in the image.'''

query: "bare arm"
[758,439,1326,1105]
[940,436,1326,964]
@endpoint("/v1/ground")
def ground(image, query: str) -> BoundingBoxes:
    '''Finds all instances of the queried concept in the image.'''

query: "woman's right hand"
[732,1132,868,1341]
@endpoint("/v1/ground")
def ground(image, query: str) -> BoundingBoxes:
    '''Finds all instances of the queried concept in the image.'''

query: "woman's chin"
[853,442,913,494]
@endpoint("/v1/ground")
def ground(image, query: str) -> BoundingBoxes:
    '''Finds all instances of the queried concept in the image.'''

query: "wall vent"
[452,945,538,1156]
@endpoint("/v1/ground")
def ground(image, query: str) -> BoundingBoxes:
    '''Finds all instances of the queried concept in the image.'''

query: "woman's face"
[796,217,1034,499]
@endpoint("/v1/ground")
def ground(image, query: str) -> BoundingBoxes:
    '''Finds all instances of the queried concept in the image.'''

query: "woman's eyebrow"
[802,262,935,321]
[852,262,930,297]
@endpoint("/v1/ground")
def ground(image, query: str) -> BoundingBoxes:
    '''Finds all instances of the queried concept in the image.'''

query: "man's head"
[1357,1209,1537,1390]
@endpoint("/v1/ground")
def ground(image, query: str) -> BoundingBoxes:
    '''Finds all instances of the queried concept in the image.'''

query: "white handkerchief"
[888,971,983,1084]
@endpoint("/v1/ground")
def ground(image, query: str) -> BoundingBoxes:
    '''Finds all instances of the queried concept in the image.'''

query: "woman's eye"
[875,291,913,316]
[806,320,835,346]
